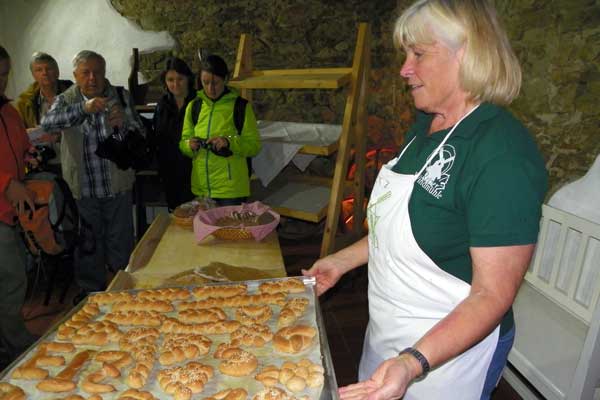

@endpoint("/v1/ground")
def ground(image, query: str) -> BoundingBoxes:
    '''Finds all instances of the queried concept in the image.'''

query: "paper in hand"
[27,127,54,145]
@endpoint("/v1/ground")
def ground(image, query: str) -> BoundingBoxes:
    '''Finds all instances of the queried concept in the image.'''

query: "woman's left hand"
[207,136,229,151]
[339,355,421,400]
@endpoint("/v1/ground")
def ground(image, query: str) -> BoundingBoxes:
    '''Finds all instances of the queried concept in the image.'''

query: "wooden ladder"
[229,23,371,257]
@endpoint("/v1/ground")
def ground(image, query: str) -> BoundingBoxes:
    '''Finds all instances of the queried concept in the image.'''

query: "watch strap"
[399,347,430,379]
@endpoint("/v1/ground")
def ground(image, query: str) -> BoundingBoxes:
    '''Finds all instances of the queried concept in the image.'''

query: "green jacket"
[15,80,73,128]
[180,88,261,199]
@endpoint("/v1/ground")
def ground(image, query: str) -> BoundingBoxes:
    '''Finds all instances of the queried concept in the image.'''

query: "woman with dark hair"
[154,57,196,210]
[180,54,261,206]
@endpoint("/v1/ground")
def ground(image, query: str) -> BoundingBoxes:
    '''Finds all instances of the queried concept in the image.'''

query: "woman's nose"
[400,60,413,78]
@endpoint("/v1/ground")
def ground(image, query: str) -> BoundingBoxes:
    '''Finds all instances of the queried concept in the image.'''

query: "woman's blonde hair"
[394,0,521,105]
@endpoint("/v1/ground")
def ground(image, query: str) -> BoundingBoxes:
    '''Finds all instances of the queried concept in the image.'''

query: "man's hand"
[84,97,109,114]
[107,104,124,129]
[4,179,35,215]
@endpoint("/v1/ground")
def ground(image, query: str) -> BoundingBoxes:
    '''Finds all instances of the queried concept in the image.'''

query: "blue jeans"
[480,326,516,399]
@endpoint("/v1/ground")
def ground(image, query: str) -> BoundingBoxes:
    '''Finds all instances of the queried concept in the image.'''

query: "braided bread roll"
[192,284,247,299]
[179,293,286,310]
[277,298,309,328]
[104,310,165,326]
[112,299,173,313]
[136,287,191,301]
[160,317,240,335]
[215,347,258,377]
[273,325,317,354]
[258,278,306,294]
[235,305,273,325]
[88,291,134,304]
[177,307,227,324]
[230,324,273,347]
[157,362,213,399]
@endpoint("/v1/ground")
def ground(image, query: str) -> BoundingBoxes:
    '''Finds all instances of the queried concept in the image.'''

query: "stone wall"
[111,0,600,195]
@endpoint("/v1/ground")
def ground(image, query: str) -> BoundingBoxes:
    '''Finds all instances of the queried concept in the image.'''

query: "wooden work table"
[108,213,287,290]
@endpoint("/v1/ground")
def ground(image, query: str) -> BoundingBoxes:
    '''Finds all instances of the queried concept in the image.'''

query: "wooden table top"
[127,213,286,278]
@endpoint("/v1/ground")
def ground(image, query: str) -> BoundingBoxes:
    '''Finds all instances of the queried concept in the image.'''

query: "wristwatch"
[399,347,430,379]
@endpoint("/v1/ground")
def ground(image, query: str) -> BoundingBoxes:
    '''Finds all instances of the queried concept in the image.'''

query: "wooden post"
[320,23,370,257]
[232,34,253,101]
[352,24,371,239]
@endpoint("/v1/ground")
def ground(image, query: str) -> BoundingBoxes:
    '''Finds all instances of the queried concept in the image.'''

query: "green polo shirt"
[392,103,548,334]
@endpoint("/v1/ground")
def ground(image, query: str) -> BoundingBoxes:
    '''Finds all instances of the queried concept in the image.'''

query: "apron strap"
[416,105,480,178]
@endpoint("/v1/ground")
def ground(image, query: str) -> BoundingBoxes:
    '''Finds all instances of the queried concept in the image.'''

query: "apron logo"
[367,190,392,249]
[416,144,456,199]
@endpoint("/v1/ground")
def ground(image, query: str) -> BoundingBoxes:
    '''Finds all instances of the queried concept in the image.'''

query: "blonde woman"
[304,1,547,399]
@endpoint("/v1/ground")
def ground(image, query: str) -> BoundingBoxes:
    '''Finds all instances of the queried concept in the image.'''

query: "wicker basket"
[194,202,280,242]
[172,215,194,230]
[212,227,254,240]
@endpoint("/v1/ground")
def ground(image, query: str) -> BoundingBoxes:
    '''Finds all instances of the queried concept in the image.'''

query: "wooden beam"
[229,71,351,89]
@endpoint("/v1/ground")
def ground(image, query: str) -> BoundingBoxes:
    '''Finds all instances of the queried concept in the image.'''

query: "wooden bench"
[504,204,600,400]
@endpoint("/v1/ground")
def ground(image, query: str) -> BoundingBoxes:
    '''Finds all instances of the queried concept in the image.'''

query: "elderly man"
[16,52,72,175]
[42,50,144,303]
[0,45,37,368]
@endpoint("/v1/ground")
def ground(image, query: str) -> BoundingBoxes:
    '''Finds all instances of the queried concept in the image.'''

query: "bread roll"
[273,325,316,354]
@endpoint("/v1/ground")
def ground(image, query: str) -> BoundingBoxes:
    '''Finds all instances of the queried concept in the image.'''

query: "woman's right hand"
[302,255,346,296]
[189,137,201,151]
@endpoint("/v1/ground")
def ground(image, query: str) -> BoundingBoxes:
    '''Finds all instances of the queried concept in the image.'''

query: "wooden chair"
[128,48,163,110]
[504,204,600,400]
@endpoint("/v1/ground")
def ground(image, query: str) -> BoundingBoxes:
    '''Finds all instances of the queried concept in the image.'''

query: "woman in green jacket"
[180,55,261,206]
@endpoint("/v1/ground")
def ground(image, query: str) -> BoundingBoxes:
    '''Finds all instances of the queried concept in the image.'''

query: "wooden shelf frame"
[231,23,371,257]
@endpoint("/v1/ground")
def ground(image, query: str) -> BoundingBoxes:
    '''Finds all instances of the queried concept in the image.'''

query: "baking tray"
[0,276,339,400]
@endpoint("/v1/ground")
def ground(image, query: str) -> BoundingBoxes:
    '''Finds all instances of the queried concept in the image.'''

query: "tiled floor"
[16,231,521,399]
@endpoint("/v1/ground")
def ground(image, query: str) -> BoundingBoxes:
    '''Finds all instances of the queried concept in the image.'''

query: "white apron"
[359,107,499,400]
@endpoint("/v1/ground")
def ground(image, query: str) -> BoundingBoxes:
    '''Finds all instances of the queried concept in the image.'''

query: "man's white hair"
[72,50,105,71]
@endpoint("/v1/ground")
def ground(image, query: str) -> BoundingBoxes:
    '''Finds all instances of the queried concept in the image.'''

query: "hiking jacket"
[0,98,31,225]
[180,88,261,199]
[15,80,73,128]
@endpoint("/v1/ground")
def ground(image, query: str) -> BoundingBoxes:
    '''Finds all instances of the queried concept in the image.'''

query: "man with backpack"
[42,50,145,303]
[0,45,38,368]
[15,52,73,176]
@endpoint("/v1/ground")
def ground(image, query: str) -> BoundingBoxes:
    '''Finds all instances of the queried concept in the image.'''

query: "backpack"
[16,172,94,257]
[190,96,252,175]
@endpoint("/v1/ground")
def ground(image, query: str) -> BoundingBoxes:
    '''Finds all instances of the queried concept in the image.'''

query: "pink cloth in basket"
[193,201,280,242]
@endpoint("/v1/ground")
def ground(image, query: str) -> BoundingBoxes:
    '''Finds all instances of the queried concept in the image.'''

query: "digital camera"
[193,138,232,157]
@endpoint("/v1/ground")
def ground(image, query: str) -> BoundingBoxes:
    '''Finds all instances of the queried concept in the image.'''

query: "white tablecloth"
[252,121,342,186]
